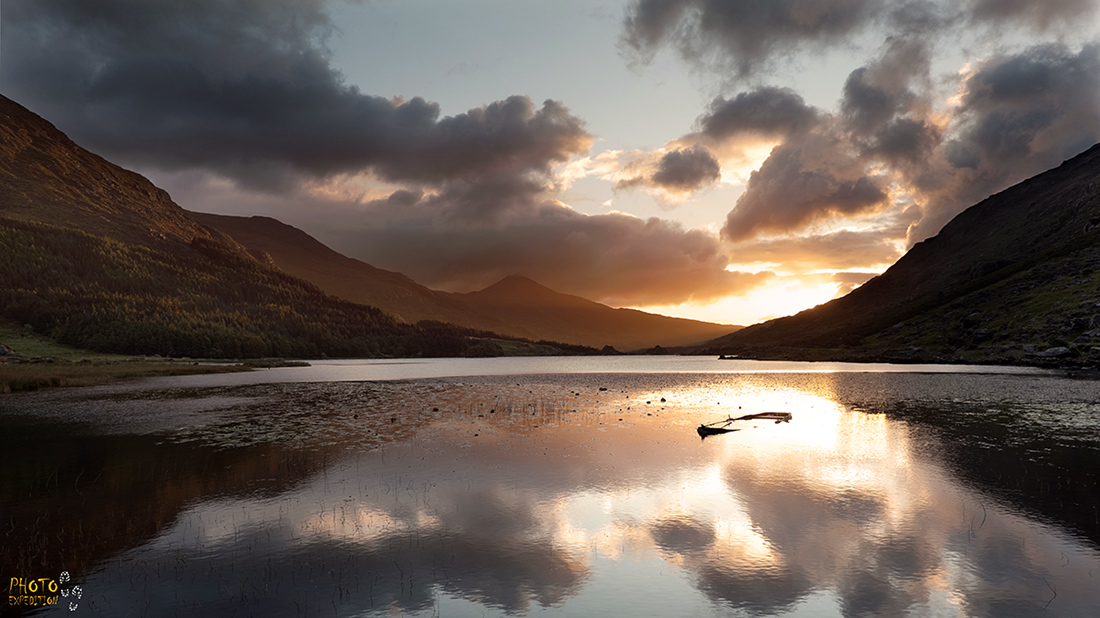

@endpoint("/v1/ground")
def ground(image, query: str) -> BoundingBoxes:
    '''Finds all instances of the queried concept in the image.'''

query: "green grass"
[0,318,254,392]
[0,359,251,393]
[0,318,125,361]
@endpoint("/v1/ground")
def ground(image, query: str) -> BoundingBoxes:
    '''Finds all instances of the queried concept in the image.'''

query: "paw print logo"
[58,571,82,612]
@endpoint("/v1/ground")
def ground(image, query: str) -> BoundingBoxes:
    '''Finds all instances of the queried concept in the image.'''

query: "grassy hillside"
[861,231,1100,363]
[0,216,477,358]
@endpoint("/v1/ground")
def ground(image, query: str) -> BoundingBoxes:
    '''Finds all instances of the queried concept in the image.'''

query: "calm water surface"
[2,357,1098,617]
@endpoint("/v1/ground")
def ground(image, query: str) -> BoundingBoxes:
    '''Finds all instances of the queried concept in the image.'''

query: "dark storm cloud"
[622,0,1098,79]
[699,87,819,141]
[964,0,1100,29]
[616,146,722,194]
[613,86,824,209]
[842,68,902,136]
[836,39,943,167]
[616,0,1097,259]
[651,146,722,191]
[723,138,889,241]
[700,36,1099,251]
[691,81,904,243]
[621,0,884,78]
[655,50,933,243]
[886,0,956,34]
[2,0,591,189]
[953,43,1100,166]
[910,42,1100,239]
[421,174,553,225]
[839,37,932,137]
[867,118,941,165]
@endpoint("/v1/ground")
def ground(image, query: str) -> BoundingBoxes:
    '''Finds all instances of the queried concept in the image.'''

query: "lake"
[2,357,1099,617]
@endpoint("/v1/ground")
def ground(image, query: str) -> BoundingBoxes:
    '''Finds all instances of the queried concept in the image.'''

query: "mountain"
[0,95,230,250]
[187,212,486,326]
[0,93,578,359]
[703,143,1100,365]
[456,275,737,351]
[190,214,739,350]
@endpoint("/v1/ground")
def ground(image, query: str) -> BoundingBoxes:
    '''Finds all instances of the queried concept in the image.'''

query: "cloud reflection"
[51,375,1100,617]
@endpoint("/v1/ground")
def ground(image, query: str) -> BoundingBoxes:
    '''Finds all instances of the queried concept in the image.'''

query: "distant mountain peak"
[479,274,555,295]
[498,274,538,285]
[468,275,597,309]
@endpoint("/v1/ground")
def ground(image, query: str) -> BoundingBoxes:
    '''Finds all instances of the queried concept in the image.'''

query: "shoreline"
[691,346,1099,370]
[0,359,254,393]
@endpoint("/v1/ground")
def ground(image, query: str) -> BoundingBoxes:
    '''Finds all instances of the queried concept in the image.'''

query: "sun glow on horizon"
[628,277,847,326]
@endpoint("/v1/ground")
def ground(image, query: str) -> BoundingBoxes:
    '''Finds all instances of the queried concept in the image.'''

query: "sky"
[3,0,1100,325]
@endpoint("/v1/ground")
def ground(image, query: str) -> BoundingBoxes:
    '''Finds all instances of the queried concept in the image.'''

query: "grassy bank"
[0,360,251,393]
[0,319,253,392]
[0,319,119,361]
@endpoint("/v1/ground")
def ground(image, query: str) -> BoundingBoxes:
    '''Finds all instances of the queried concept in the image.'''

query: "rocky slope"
[0,95,230,249]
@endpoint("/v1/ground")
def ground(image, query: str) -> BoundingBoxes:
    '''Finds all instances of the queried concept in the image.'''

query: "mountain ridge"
[464,275,583,307]
[702,143,1100,365]
[192,213,740,350]
[186,211,487,327]
[0,93,591,359]
[0,96,236,251]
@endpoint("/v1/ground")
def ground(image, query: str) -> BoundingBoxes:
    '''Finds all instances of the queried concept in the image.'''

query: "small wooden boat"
[697,425,739,437]
[697,411,792,438]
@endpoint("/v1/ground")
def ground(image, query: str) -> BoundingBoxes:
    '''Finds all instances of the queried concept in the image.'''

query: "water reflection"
[2,368,1099,617]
